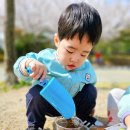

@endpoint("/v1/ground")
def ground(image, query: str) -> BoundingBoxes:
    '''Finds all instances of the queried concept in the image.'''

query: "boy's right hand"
[20,58,47,82]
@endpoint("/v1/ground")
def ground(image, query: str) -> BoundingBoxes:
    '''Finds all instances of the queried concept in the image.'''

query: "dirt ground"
[0,87,108,130]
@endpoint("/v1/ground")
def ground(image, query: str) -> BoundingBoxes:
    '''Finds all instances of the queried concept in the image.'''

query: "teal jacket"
[13,48,97,97]
[118,86,130,124]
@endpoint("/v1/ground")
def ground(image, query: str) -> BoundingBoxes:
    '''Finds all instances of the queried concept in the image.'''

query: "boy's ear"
[54,33,60,47]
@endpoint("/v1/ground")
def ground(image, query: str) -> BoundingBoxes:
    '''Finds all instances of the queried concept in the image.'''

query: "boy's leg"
[73,84,104,128]
[26,84,60,129]
[107,88,125,126]
[73,84,97,121]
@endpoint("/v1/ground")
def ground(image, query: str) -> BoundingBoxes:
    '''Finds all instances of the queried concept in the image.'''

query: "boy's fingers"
[33,67,43,80]
[27,60,46,81]
[29,62,36,71]
[32,70,41,80]
[40,69,47,82]
[89,108,95,116]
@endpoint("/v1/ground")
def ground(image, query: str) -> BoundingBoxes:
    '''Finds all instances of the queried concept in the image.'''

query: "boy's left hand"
[89,108,95,116]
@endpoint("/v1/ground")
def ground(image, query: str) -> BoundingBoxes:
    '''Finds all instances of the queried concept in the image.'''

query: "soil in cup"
[66,119,78,128]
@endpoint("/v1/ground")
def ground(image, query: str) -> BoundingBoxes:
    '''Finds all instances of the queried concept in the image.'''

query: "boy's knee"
[85,84,97,99]
[80,84,97,104]
[26,85,44,106]
[27,85,43,98]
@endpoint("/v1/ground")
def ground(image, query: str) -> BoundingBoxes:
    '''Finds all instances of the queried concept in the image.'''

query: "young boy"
[107,87,130,130]
[14,2,102,130]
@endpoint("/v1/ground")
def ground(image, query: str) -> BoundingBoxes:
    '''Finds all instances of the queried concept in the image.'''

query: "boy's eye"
[81,54,86,57]
[66,49,73,54]
[81,54,87,57]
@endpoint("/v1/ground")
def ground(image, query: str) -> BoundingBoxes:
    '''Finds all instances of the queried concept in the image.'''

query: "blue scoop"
[26,67,76,119]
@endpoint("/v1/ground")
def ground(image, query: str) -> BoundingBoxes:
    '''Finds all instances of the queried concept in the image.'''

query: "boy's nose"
[70,53,80,62]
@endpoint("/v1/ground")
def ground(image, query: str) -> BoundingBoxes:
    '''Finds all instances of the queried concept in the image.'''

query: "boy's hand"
[28,59,47,82]
[20,58,47,82]
[89,108,95,116]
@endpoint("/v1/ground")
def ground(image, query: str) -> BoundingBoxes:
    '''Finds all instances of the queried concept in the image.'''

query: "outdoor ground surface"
[0,86,108,130]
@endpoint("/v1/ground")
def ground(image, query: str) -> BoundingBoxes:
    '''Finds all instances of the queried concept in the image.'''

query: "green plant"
[12,80,31,89]
[93,28,130,64]
[15,30,54,58]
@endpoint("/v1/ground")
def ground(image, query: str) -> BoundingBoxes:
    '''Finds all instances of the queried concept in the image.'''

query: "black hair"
[58,2,102,45]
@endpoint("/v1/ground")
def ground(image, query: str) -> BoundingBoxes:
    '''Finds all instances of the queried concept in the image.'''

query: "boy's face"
[54,33,93,70]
